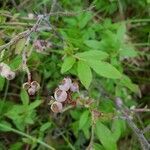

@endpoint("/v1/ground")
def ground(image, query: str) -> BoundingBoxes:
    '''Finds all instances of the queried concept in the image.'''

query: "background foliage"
[0,0,149,150]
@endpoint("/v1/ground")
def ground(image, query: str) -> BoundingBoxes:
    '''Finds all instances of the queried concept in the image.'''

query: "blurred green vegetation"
[0,0,149,150]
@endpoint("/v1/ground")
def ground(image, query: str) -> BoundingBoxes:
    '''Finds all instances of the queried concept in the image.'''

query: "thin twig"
[86,110,95,150]
[50,0,57,15]
[0,123,55,150]
[0,15,44,52]
[0,80,9,114]
[22,41,31,83]
[11,0,19,11]
[117,0,124,20]
[22,36,31,84]
[142,125,150,134]
[0,5,94,52]
[61,134,76,150]
[123,114,150,150]
[48,5,95,17]
[18,0,30,9]
[0,22,34,27]
[131,108,150,113]
[115,98,150,150]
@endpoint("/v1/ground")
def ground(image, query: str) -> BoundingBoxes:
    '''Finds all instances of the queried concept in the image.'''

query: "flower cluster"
[33,40,52,54]
[0,63,15,80]
[23,81,40,95]
[50,77,79,113]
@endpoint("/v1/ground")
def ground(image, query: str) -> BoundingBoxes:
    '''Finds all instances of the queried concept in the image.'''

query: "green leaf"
[10,56,22,70]
[15,38,26,54]
[94,143,105,150]
[71,121,80,137]
[40,122,51,132]
[84,40,102,49]
[88,60,122,79]
[120,45,138,58]
[78,13,93,29]
[82,117,91,139]
[0,121,12,132]
[79,110,90,130]
[20,89,29,105]
[61,56,76,73]
[75,50,108,61]
[112,119,126,142]
[5,105,26,130]
[9,142,23,150]
[117,23,126,42]
[77,60,92,89]
[99,100,115,113]
[95,121,117,150]
[0,76,5,91]
[29,100,42,110]
[120,75,139,92]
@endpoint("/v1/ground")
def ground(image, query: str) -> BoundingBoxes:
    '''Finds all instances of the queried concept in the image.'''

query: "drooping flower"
[51,101,63,113]
[59,77,72,91]
[28,87,36,96]
[54,88,67,102]
[70,81,79,92]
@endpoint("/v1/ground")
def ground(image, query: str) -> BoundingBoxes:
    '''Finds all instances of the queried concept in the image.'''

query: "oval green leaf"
[95,121,117,150]
[88,60,122,79]
[79,110,90,130]
[75,50,108,61]
[61,56,76,73]
[77,60,92,89]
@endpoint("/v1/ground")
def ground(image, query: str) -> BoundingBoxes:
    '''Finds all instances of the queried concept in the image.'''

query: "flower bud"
[28,87,36,95]
[0,63,10,70]
[28,13,34,19]
[115,97,123,108]
[54,89,67,102]
[70,81,79,92]
[5,71,15,80]
[0,63,4,73]
[51,101,63,113]
[0,63,10,77]
[0,63,16,80]
[0,68,10,77]
[34,40,43,51]
[59,77,72,91]
[130,105,135,110]
[34,40,48,53]
[23,82,30,90]
[31,81,40,91]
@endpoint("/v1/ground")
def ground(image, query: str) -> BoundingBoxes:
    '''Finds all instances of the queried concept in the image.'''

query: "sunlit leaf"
[120,75,139,92]
[84,40,102,49]
[61,56,76,73]
[0,76,5,91]
[77,60,92,89]
[88,60,122,79]
[79,110,90,130]
[95,121,117,150]
[20,89,29,105]
[75,50,108,61]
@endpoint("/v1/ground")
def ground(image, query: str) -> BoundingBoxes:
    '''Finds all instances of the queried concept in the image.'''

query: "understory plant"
[0,0,149,150]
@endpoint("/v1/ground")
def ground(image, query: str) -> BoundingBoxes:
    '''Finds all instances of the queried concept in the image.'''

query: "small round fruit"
[54,89,67,102]
[51,101,63,113]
